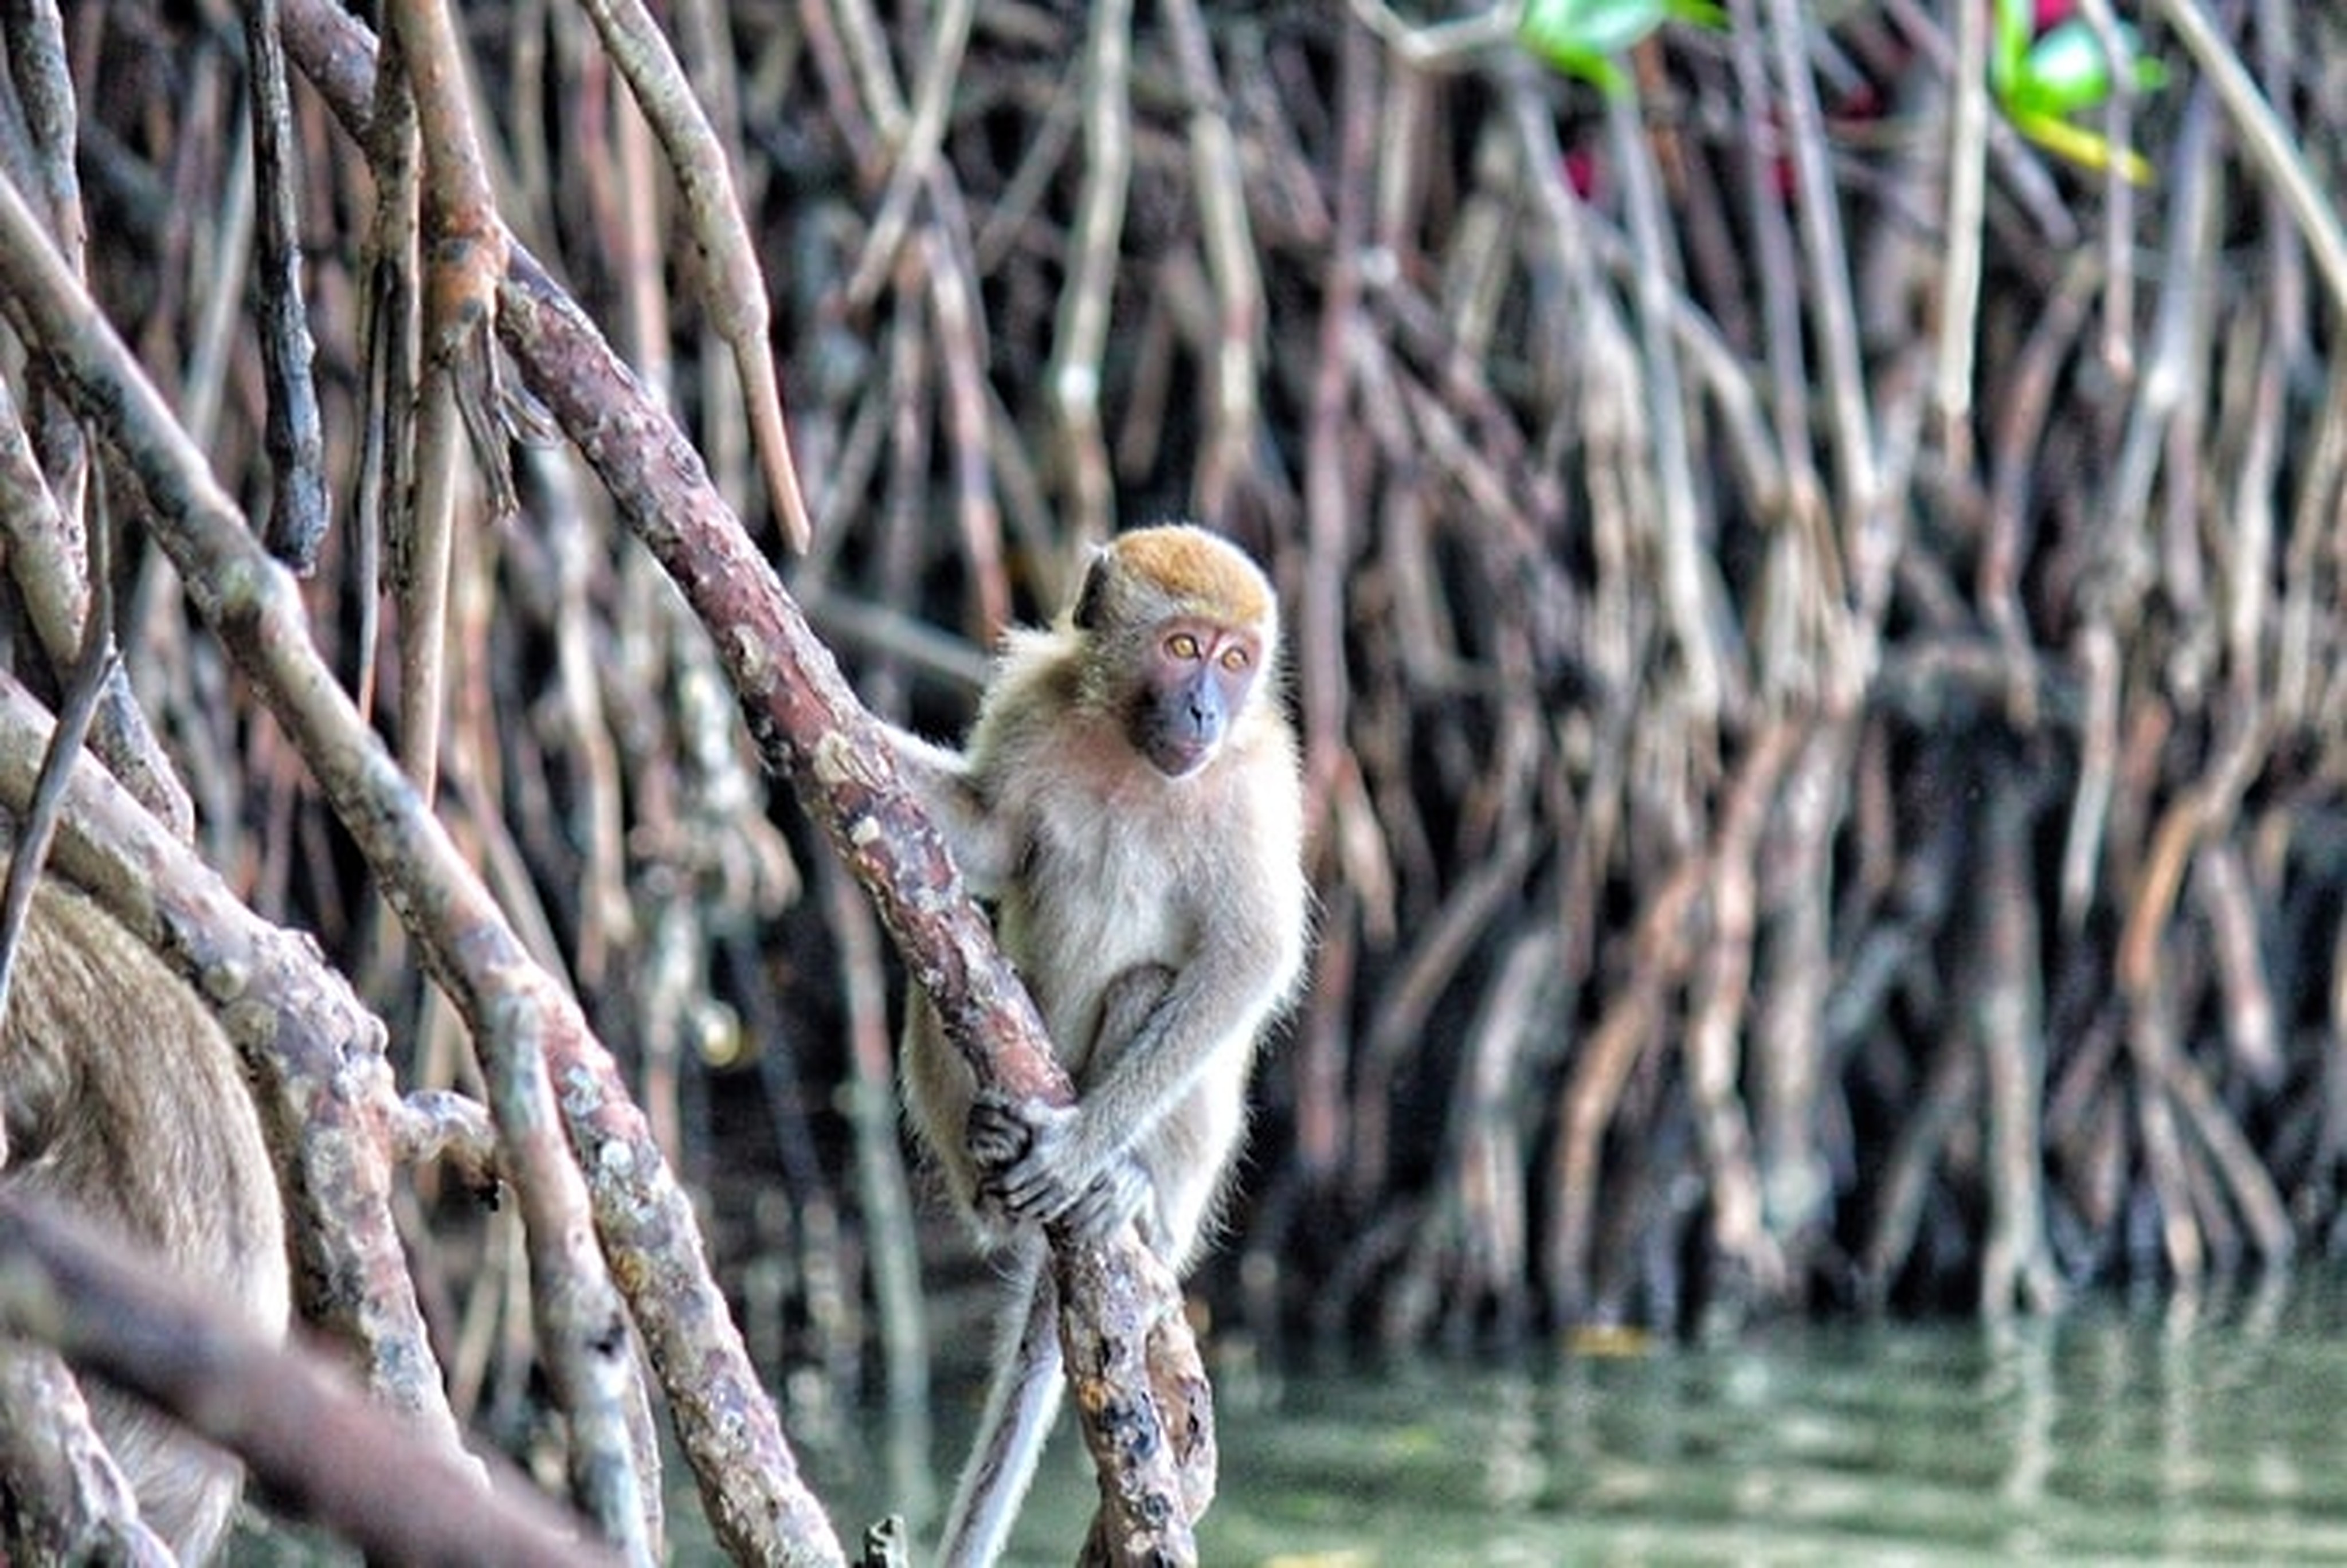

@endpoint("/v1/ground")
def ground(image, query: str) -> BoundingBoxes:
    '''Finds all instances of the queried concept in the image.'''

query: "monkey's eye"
[1165,632,1202,661]
[1219,645,1252,672]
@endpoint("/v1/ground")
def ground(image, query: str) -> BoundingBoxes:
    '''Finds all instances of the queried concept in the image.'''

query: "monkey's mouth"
[1142,736,1212,778]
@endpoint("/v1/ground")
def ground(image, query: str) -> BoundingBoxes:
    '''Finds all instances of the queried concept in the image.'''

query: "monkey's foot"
[1051,1154,1150,1244]
[967,1098,1147,1241]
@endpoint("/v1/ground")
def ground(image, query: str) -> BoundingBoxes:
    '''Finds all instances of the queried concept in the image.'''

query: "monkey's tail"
[936,1250,1064,1568]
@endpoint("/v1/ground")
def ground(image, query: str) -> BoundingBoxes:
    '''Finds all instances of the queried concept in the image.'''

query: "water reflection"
[823,1274,2347,1565]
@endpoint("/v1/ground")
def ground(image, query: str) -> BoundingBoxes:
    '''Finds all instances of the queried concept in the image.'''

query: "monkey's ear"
[1071,547,1114,631]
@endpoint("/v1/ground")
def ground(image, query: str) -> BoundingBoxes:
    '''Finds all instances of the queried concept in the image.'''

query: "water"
[816,1275,2347,1566]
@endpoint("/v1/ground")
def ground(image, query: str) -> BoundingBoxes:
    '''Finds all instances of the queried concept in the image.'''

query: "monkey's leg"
[961,962,1173,1246]
[937,1244,1063,1568]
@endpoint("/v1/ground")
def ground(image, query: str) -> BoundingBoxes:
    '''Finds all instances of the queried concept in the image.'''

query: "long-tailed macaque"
[0,878,291,1562]
[890,523,1310,1565]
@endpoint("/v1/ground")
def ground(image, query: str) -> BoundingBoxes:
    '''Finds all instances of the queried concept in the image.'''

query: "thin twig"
[1047,0,1133,547]
[2149,0,2347,324]
[240,0,331,573]
[1162,0,1264,522]
[842,0,974,307]
[573,0,814,551]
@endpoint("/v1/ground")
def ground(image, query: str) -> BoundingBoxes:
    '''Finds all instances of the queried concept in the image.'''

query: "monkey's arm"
[875,724,1019,895]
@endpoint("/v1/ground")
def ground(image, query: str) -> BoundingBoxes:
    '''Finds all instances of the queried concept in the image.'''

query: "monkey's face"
[1129,618,1260,778]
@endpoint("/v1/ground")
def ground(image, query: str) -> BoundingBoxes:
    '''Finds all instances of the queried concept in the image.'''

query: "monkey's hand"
[966,1096,1148,1242]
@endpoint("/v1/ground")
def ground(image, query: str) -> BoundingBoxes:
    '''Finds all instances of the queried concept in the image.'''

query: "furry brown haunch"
[1,880,291,1562]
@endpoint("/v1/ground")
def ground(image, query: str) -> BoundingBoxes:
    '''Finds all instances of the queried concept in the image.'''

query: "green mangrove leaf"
[1519,0,1675,62]
[2008,17,2169,119]
[1517,0,1721,93]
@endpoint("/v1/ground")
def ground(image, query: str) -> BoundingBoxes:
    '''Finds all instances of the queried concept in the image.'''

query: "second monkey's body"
[1,879,290,1562]
[891,524,1308,1564]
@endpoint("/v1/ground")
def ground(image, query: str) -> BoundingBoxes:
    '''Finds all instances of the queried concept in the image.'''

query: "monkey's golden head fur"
[1069,523,1276,646]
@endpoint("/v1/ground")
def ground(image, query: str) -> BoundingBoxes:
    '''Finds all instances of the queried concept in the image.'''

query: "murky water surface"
[810,1276,2347,1566]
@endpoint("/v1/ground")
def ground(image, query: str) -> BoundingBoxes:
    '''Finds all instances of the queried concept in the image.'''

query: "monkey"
[887,523,1310,1565]
[0,877,291,1562]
